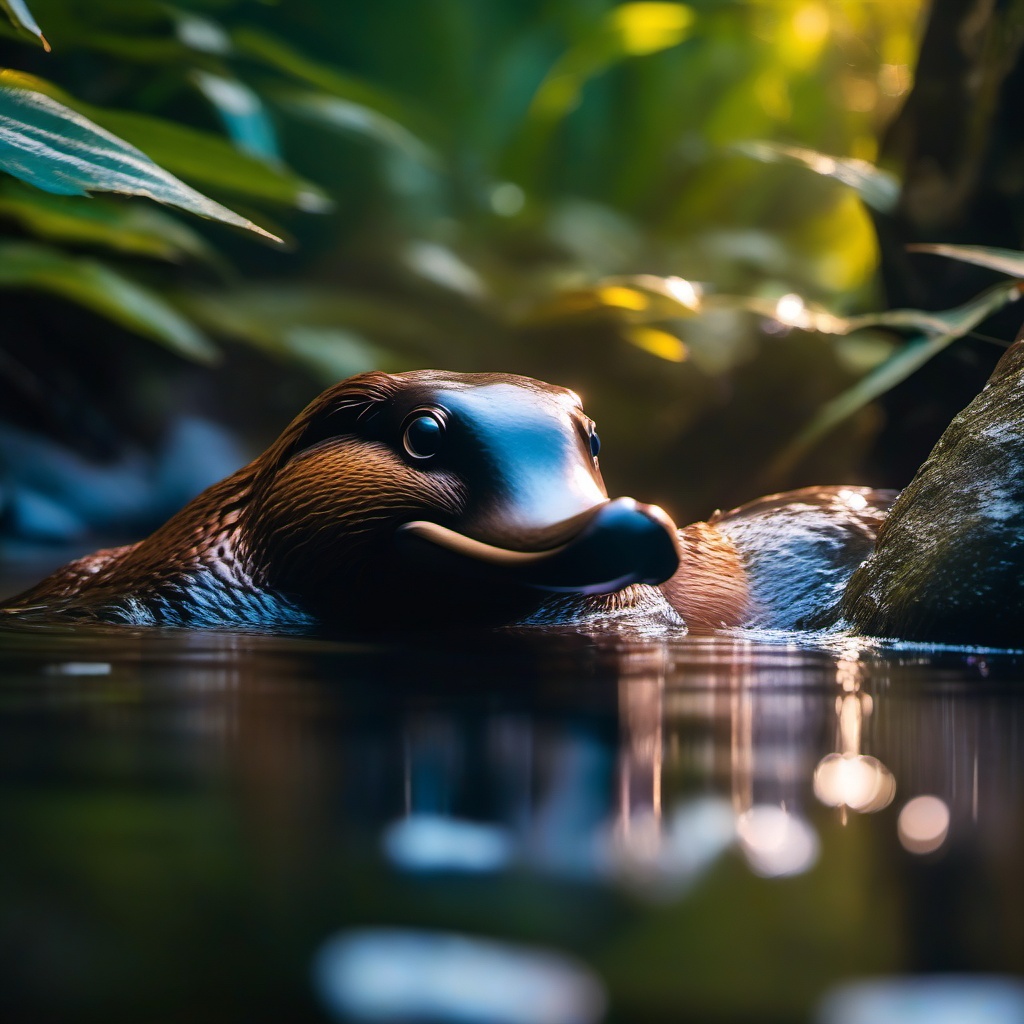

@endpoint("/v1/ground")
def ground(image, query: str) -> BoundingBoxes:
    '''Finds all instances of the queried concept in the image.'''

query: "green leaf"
[169,9,231,55]
[907,243,1024,279]
[775,281,1024,469]
[177,286,406,381]
[0,71,330,214]
[232,27,435,142]
[0,179,225,266]
[533,1,696,122]
[273,90,438,169]
[0,241,219,362]
[190,70,281,163]
[0,83,284,240]
[63,32,189,63]
[96,106,331,213]
[507,3,695,183]
[1,0,49,50]
[177,284,465,365]
[733,141,900,213]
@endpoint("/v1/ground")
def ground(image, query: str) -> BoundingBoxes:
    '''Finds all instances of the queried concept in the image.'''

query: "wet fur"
[1,372,466,628]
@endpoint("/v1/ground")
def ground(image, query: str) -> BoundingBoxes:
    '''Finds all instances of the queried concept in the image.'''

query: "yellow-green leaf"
[734,141,900,213]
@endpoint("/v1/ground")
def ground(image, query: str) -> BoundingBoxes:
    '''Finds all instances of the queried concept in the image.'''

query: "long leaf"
[733,141,900,214]
[774,280,1024,470]
[178,284,465,362]
[232,27,435,142]
[907,243,1024,279]
[0,241,219,362]
[0,71,330,213]
[0,84,283,240]
[0,179,224,266]
[190,70,281,163]
[0,0,48,50]
[170,10,231,55]
[273,90,438,169]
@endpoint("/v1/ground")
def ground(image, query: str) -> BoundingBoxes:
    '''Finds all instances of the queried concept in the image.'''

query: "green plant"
[9,0,991,521]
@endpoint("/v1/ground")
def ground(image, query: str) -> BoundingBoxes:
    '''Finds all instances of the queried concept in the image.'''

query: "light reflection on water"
[0,621,1023,1022]
[314,929,607,1024]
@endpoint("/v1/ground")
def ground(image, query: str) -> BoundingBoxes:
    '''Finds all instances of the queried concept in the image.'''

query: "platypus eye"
[589,429,601,459]
[402,410,446,460]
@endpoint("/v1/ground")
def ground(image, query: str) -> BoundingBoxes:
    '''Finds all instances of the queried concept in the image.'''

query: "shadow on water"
[1,613,1023,1023]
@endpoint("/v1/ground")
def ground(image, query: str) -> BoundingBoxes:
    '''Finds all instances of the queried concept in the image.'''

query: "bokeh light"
[814,753,896,813]
[897,795,950,855]
[737,805,820,878]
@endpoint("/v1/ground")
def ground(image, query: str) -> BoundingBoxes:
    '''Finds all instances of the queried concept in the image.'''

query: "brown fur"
[659,521,749,630]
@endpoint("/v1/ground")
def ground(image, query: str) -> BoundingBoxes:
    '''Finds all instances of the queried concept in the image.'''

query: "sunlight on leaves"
[610,2,696,55]
[779,3,829,70]
[0,241,219,362]
[530,3,694,122]
[0,84,283,240]
[907,243,1024,279]
[596,284,649,311]
[734,140,900,213]
[0,0,48,51]
[775,280,1024,471]
[508,4,694,184]
[623,324,688,361]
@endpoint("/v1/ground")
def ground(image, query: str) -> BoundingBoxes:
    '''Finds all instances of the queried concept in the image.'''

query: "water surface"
[1,591,1022,1023]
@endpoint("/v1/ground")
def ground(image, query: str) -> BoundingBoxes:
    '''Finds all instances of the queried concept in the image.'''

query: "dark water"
[1,583,1023,1023]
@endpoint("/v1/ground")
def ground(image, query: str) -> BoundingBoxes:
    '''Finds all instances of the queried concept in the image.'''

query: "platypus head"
[243,370,680,628]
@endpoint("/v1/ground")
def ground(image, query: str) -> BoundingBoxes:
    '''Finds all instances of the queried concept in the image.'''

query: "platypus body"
[2,342,1019,644]
[0,372,682,632]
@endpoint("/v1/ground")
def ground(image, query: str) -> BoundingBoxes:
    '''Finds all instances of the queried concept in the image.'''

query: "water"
[1,577,1023,1023]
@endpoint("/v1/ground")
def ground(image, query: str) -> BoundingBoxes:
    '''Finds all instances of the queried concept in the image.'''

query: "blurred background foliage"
[2,0,1023,549]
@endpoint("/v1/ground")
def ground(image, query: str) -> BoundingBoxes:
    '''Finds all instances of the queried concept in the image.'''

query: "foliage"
[5,0,998,522]
[0,80,279,239]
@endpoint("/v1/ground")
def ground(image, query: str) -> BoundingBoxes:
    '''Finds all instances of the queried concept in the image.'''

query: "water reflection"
[383,815,514,873]
[1,623,1023,1022]
[813,650,896,815]
[897,795,950,855]
[314,929,606,1024]
[736,804,820,878]
[818,976,1024,1024]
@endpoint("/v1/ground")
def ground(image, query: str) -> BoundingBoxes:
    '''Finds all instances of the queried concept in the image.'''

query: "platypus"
[0,371,684,632]
[2,352,1015,644]
[0,368,894,636]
